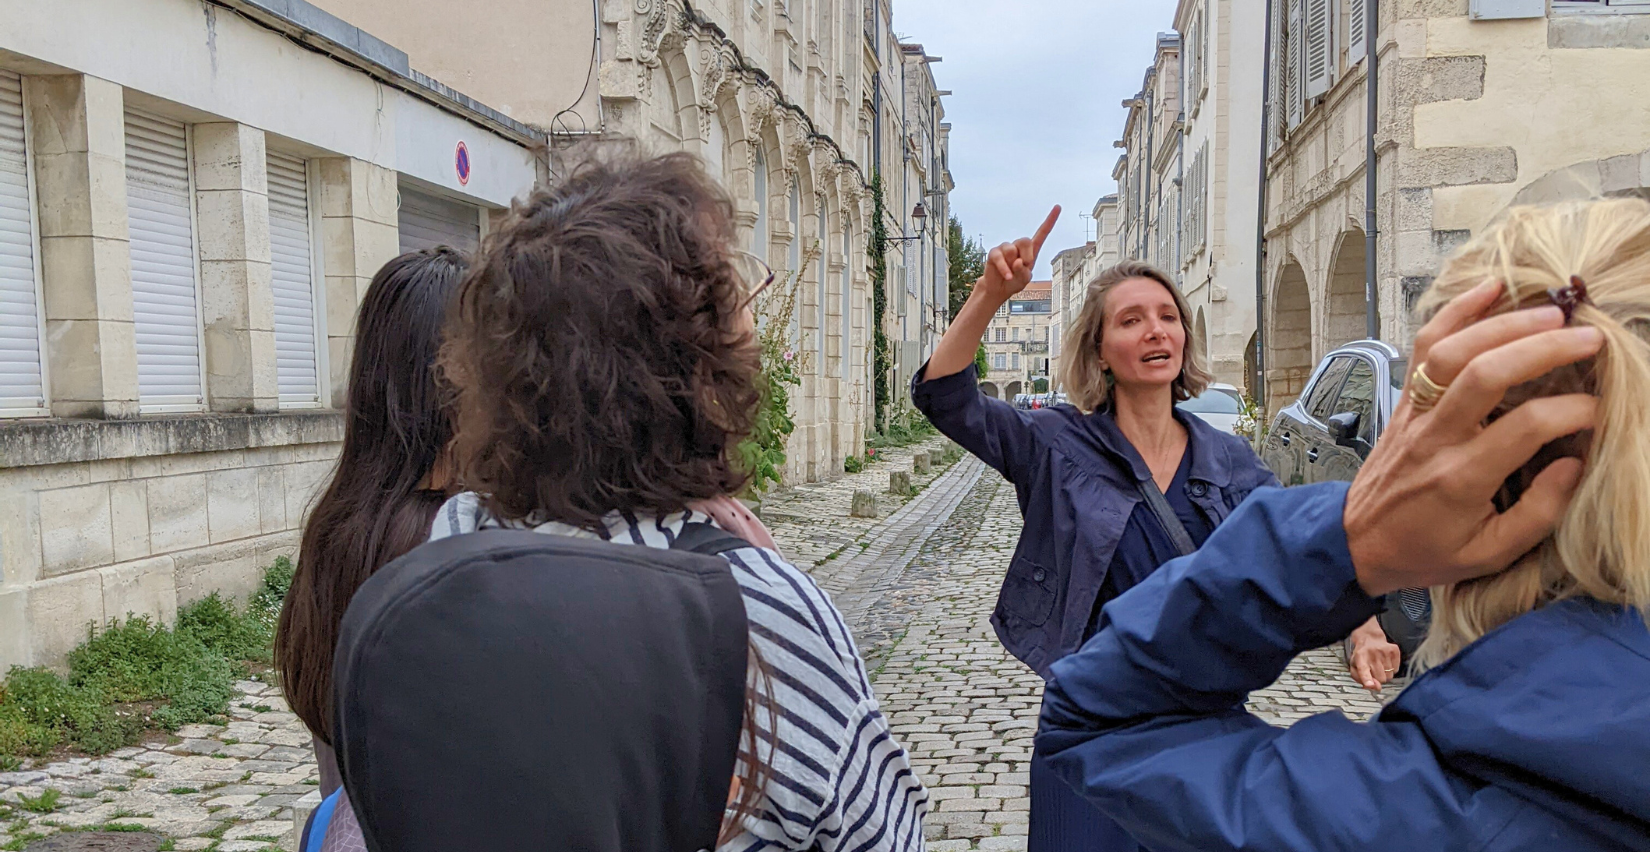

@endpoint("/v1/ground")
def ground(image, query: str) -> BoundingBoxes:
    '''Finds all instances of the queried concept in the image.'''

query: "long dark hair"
[437,148,772,843]
[276,247,469,745]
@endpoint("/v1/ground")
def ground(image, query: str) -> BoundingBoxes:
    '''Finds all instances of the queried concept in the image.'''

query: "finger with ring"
[1408,362,1449,413]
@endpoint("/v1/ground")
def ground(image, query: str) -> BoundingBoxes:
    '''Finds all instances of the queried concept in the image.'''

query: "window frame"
[1552,0,1650,13]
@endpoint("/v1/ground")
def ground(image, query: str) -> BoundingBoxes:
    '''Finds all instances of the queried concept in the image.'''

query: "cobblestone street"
[1,442,1398,851]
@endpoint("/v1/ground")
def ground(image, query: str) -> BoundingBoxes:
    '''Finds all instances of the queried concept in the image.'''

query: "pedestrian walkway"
[0,444,1398,852]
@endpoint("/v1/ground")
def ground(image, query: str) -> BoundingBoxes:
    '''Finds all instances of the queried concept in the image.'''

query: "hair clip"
[1548,275,1592,324]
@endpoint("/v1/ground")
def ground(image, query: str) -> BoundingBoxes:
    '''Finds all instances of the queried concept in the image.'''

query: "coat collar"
[1080,403,1235,489]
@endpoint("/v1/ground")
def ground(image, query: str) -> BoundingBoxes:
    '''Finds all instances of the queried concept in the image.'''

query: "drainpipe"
[1254,0,1277,407]
[1144,85,1155,260]
[1364,0,1382,340]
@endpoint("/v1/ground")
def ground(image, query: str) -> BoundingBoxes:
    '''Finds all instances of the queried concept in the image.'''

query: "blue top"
[1039,482,1650,852]
[1088,446,1212,642]
[912,362,1277,677]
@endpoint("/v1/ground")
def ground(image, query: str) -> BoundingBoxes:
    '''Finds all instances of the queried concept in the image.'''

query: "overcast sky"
[892,0,1179,279]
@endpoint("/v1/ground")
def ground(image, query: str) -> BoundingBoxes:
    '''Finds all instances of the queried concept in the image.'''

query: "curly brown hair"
[439,147,761,531]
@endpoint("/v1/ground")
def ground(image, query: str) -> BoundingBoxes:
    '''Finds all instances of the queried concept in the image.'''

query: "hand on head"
[977,206,1062,303]
[1345,279,1603,598]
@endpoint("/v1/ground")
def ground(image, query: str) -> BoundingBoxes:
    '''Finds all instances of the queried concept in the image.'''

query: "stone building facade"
[979,284,1053,401]
[0,0,542,668]
[1175,0,1267,391]
[587,0,949,480]
[1259,0,1650,413]
[1117,35,1184,280]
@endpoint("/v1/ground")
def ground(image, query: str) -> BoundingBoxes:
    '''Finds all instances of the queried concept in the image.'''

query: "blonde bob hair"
[1060,260,1213,413]
[1414,197,1650,667]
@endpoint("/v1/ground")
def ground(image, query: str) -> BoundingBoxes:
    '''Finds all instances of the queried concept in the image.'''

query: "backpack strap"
[299,789,343,852]
[1135,477,1198,558]
[670,522,754,557]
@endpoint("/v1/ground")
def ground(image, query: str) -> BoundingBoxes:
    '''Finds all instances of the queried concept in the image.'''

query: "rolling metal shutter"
[397,184,479,255]
[0,70,46,416]
[268,152,321,407]
[125,108,202,410]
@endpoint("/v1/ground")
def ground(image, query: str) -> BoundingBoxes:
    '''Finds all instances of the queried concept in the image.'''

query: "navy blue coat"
[1039,482,1650,851]
[911,363,1277,676]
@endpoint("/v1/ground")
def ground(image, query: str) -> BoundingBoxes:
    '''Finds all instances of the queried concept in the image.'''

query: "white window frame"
[753,147,769,262]
[0,74,50,418]
[127,111,208,414]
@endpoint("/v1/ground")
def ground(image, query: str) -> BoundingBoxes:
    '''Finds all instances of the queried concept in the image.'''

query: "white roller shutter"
[125,108,203,410]
[268,151,321,407]
[0,71,46,416]
[398,183,480,255]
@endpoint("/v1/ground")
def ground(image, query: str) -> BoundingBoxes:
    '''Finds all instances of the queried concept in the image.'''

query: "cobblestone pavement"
[0,442,1399,852]
[850,459,1402,851]
[0,678,314,851]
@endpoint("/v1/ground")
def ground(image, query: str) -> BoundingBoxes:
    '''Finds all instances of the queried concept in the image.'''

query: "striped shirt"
[430,494,928,852]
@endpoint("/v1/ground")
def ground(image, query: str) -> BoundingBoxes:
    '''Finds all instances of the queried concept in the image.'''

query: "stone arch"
[1243,330,1259,401]
[650,42,697,144]
[1325,229,1368,351]
[1005,380,1024,398]
[979,381,1000,400]
[1268,259,1314,413]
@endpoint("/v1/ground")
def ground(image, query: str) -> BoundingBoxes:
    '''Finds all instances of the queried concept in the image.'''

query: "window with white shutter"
[125,108,204,411]
[398,183,480,255]
[1304,0,1334,99]
[1287,0,1305,129]
[1268,0,1287,151]
[268,151,322,408]
[817,200,828,368]
[840,226,852,377]
[753,148,769,262]
[0,70,47,417]
[1347,0,1368,64]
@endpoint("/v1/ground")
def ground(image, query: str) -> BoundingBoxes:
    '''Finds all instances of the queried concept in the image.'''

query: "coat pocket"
[999,556,1056,627]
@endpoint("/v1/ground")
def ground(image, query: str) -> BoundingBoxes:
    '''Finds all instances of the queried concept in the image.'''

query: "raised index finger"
[1031,206,1062,254]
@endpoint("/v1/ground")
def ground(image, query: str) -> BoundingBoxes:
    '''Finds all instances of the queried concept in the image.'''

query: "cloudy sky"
[892,0,1179,278]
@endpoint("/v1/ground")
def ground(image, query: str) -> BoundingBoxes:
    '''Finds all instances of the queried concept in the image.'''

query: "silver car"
[1177,382,1245,434]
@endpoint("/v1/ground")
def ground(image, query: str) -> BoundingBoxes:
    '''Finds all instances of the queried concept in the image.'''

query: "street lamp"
[887,202,929,244]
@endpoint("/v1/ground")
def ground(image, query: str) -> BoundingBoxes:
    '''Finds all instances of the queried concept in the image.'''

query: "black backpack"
[325,523,753,852]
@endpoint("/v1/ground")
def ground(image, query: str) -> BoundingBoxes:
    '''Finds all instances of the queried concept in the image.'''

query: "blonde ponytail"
[1413,198,1650,667]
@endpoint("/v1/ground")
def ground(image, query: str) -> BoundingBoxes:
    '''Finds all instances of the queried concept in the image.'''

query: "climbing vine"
[737,241,822,495]
[870,173,891,432]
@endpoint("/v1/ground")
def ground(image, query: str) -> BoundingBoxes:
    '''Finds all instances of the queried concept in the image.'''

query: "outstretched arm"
[926,206,1060,380]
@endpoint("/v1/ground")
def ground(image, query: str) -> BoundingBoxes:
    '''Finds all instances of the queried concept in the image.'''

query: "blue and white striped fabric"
[431,493,929,852]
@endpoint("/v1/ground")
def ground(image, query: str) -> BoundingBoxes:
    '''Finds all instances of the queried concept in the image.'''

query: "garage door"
[397,183,480,255]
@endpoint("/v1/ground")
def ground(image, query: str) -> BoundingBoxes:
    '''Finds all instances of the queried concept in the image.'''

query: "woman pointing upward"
[911,207,1276,851]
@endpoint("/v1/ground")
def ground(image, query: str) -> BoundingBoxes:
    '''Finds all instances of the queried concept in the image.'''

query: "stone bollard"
[912,452,932,475]
[889,470,913,496]
[851,490,879,518]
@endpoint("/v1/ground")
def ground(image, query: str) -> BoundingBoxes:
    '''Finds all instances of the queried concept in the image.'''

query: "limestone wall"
[0,415,340,669]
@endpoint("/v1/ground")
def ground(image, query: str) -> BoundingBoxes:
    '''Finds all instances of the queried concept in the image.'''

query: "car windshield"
[1177,388,1243,415]
[1390,358,1409,390]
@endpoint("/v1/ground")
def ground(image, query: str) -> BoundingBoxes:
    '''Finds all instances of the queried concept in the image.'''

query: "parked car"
[1261,340,1407,487]
[1176,383,1245,434]
[1260,339,1426,667]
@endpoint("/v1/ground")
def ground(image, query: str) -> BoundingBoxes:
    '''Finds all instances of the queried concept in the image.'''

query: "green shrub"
[0,558,296,763]
[843,455,866,474]
[176,594,270,665]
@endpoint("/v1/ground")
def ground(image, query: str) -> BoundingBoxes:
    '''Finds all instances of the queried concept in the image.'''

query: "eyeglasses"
[731,251,775,312]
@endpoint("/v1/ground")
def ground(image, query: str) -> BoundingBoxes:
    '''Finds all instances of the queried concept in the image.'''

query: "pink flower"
[783,350,795,362]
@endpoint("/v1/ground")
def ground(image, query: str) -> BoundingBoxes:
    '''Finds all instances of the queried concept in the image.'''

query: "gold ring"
[1409,362,1449,413]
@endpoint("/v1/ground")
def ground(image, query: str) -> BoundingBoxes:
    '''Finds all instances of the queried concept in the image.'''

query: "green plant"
[974,343,990,378]
[168,787,198,795]
[737,241,821,494]
[948,215,986,321]
[870,173,891,431]
[843,454,866,474]
[0,558,294,765]
[2,832,44,851]
[1233,395,1268,450]
[1033,377,1049,393]
[18,789,60,814]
